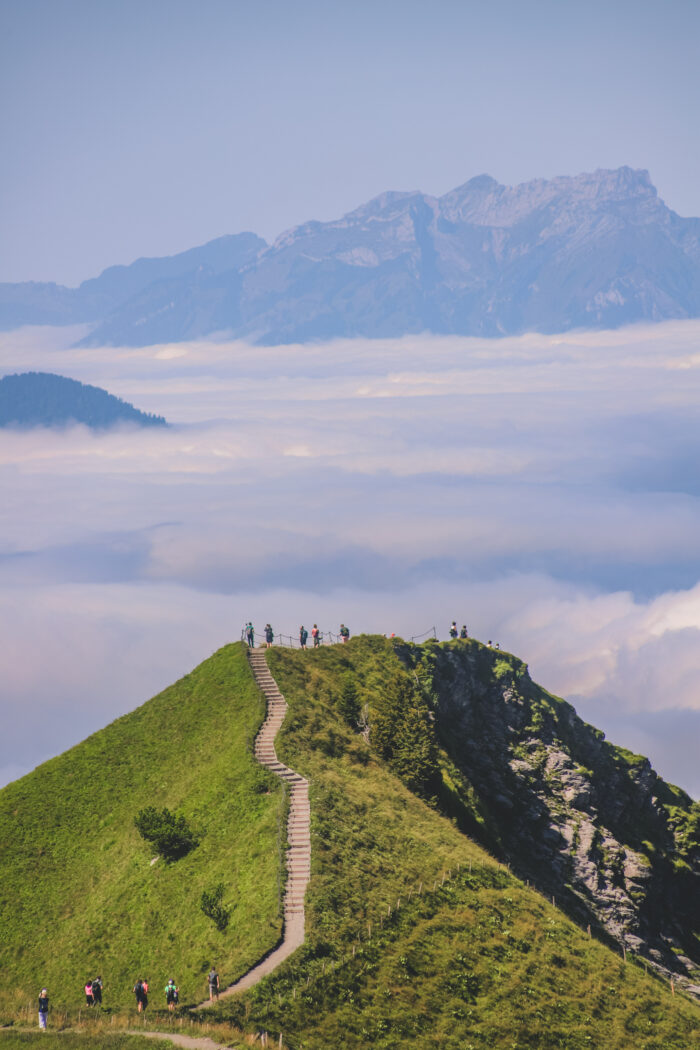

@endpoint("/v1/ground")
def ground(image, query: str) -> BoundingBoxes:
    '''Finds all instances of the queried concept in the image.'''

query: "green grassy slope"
[0,644,282,1014]
[208,637,699,1049]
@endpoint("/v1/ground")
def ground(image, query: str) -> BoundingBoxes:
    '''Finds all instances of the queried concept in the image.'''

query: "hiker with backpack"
[264,623,274,647]
[133,977,148,1012]
[311,624,320,648]
[208,966,219,1001]
[449,622,458,639]
[84,979,94,1006]
[165,978,179,1011]
[38,989,49,1030]
[339,624,350,643]
[245,622,255,648]
[299,625,308,650]
[92,976,103,1006]
[459,625,468,639]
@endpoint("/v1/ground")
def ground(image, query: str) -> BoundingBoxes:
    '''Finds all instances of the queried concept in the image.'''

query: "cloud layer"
[2,321,700,796]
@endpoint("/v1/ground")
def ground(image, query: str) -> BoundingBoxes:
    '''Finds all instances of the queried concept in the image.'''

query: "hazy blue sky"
[2,0,699,285]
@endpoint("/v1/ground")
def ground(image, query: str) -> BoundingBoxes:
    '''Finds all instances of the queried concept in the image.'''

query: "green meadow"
[0,637,697,1049]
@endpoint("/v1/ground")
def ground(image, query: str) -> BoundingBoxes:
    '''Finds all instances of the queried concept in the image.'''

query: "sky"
[1,320,700,798]
[2,0,700,285]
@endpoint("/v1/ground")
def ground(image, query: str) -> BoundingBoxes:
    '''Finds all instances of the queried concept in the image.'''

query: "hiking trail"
[200,648,311,1005]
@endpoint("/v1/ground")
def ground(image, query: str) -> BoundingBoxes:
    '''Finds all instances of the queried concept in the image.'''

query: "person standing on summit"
[311,624,320,648]
[299,625,308,650]
[449,622,458,639]
[245,622,255,648]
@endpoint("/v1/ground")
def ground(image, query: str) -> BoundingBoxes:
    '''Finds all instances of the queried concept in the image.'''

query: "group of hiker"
[244,623,350,648]
[35,967,220,1026]
[133,975,181,1012]
[84,976,103,1005]
[243,621,482,648]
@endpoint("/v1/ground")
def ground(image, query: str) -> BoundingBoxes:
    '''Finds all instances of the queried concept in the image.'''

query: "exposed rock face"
[411,642,700,994]
[2,168,700,345]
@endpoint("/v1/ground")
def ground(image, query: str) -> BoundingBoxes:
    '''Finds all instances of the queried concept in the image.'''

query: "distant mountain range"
[2,167,700,346]
[0,372,167,428]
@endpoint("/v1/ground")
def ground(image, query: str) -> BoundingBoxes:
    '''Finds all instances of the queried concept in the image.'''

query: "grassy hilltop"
[0,636,698,1050]
[0,645,283,1014]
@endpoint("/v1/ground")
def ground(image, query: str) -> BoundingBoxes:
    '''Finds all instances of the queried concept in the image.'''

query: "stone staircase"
[206,648,311,1000]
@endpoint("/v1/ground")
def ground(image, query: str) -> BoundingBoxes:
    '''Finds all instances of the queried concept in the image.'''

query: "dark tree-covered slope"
[0,372,167,428]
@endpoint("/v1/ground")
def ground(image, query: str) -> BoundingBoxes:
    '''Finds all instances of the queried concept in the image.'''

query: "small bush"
[201,883,230,931]
[134,806,199,861]
[337,677,362,727]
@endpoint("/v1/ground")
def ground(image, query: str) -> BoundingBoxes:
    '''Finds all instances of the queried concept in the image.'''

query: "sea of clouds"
[2,320,700,796]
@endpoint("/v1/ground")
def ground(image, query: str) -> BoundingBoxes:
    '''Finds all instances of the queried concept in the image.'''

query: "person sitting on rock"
[339,624,350,643]
[449,622,458,639]
[459,625,468,639]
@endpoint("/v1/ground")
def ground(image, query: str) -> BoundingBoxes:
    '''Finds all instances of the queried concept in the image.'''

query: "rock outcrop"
[403,641,700,995]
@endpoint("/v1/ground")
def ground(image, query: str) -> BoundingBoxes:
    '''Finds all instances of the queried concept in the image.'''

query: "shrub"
[201,883,230,931]
[134,806,199,861]
[337,676,362,728]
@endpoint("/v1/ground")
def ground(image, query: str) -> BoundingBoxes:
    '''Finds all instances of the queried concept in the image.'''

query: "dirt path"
[132,1031,226,1050]
[200,649,311,1004]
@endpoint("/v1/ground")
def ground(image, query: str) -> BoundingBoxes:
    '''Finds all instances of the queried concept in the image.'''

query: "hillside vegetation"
[0,644,282,1015]
[0,372,166,428]
[0,636,697,1050]
[208,637,699,1048]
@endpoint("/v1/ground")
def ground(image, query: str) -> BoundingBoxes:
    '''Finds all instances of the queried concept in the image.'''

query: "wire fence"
[240,625,438,648]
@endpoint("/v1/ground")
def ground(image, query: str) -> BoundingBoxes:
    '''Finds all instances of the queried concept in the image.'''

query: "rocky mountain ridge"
[409,641,700,995]
[2,167,700,345]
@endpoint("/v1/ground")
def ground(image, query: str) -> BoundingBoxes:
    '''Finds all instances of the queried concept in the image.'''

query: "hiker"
[84,979,94,1006]
[459,625,468,639]
[165,978,179,1011]
[208,966,219,1001]
[311,624,320,648]
[264,623,274,648]
[245,622,255,648]
[38,989,49,1030]
[92,976,103,1006]
[299,625,308,650]
[449,622,458,639]
[339,624,350,643]
[133,977,148,1012]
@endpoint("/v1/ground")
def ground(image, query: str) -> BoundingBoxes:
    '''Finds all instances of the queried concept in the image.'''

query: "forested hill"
[0,372,167,428]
